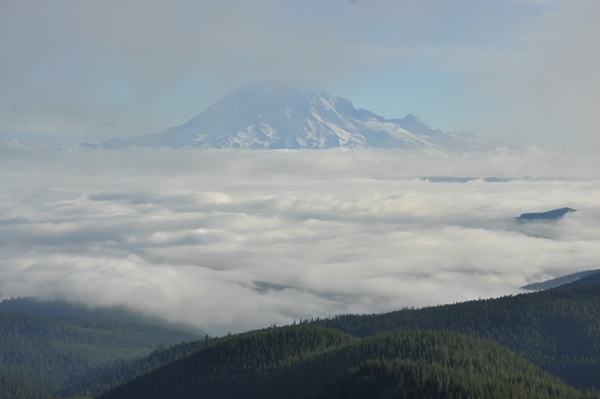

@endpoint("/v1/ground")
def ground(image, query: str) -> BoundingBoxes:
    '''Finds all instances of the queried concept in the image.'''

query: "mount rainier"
[90,80,508,151]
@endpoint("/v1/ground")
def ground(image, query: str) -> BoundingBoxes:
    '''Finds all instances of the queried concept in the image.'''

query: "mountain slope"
[522,269,600,291]
[516,207,576,222]
[63,337,217,398]
[96,80,507,151]
[0,297,202,399]
[99,326,587,399]
[559,272,600,289]
[97,283,600,399]
[315,283,600,390]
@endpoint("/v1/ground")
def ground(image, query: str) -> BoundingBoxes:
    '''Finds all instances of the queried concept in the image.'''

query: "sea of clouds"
[1,145,600,335]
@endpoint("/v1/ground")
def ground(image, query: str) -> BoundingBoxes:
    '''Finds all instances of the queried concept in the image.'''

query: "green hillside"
[318,357,588,399]
[522,269,600,290]
[0,297,202,399]
[0,297,204,335]
[63,336,216,398]
[98,325,592,399]
[0,374,53,399]
[315,284,600,390]
[560,272,600,289]
[6,284,600,399]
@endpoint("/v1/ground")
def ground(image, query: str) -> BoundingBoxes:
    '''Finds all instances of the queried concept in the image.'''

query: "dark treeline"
[318,358,589,399]
[0,297,204,335]
[314,284,600,390]
[63,335,217,398]
[0,298,201,399]
[0,374,54,399]
[5,284,600,398]
[99,324,594,399]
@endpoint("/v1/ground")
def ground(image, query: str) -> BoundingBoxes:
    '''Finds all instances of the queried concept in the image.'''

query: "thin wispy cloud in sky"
[1,145,599,334]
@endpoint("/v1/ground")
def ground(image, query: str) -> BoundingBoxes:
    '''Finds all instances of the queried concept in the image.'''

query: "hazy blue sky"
[1,0,599,148]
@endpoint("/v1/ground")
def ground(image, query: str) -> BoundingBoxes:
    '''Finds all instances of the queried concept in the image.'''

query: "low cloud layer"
[1,146,600,334]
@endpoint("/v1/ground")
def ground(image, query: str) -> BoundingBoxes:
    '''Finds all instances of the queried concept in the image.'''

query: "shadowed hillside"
[99,325,590,399]
[0,297,202,399]
[316,284,600,390]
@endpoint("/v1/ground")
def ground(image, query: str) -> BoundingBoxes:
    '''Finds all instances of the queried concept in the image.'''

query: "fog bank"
[1,145,599,334]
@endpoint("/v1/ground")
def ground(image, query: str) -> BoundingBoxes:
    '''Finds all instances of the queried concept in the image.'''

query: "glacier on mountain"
[93,80,509,151]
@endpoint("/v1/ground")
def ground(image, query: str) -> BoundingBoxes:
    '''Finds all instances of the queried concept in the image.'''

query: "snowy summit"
[91,80,508,151]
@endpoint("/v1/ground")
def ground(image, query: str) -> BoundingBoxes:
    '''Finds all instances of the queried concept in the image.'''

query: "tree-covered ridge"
[0,374,53,399]
[318,357,591,399]
[516,207,575,221]
[0,298,201,399]
[522,269,600,291]
[6,284,600,399]
[63,336,217,398]
[315,284,600,390]
[99,324,357,399]
[0,297,204,335]
[99,325,594,399]
[559,272,600,289]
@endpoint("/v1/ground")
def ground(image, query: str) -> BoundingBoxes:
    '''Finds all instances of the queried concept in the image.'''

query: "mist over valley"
[2,144,599,335]
[2,2,600,397]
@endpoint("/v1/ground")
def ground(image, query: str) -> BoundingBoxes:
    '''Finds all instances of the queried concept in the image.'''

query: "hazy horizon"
[1,0,600,150]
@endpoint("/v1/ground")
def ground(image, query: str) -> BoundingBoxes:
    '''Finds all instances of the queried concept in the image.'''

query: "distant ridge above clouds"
[87,80,511,151]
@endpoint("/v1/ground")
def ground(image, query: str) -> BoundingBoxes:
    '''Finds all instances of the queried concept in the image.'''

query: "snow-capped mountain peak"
[96,80,509,151]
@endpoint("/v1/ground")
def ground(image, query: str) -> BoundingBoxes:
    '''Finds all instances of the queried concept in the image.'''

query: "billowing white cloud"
[1,145,600,334]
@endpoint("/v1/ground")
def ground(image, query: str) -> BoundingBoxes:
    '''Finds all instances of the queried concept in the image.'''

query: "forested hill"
[99,325,590,399]
[315,283,600,390]
[0,297,203,399]
[0,297,204,334]
[522,269,600,290]
[559,272,600,289]
[64,336,217,398]
[6,284,600,399]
